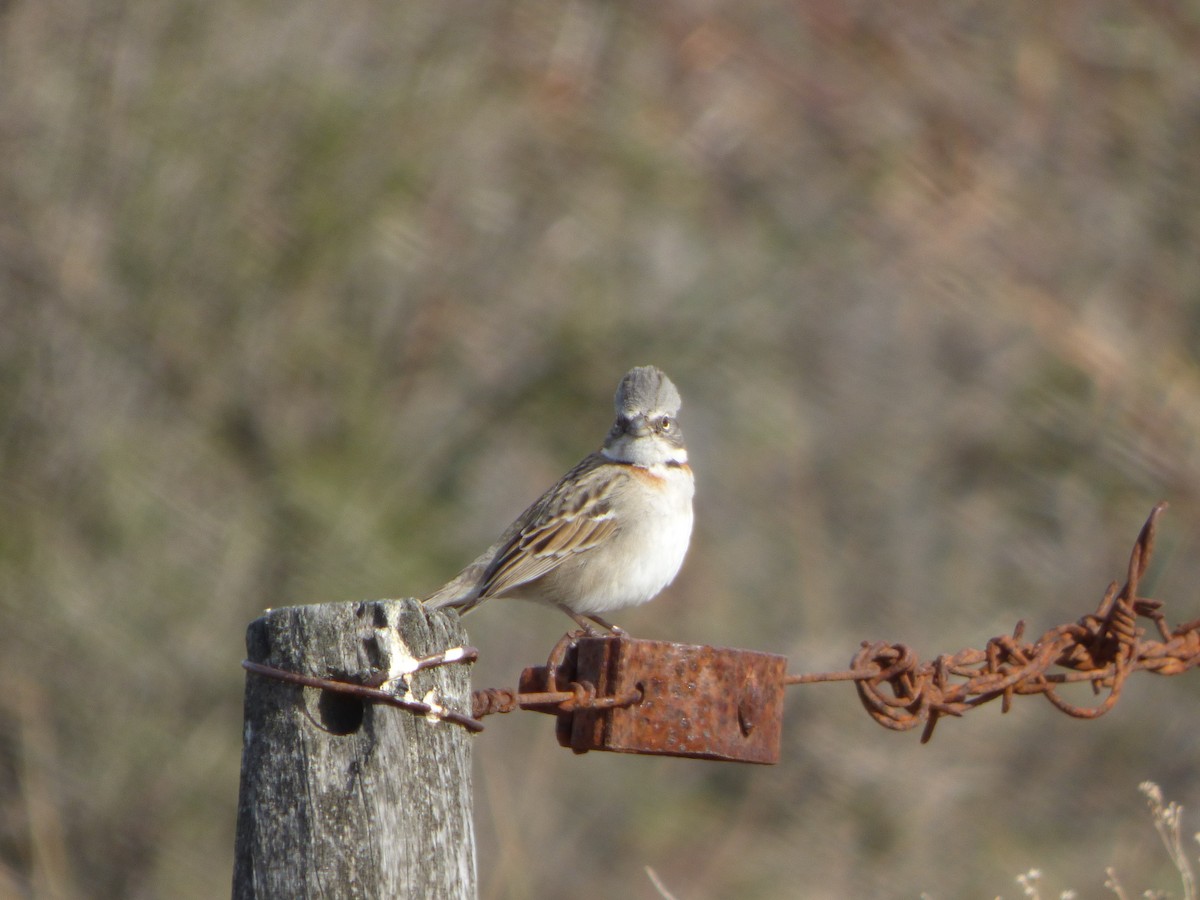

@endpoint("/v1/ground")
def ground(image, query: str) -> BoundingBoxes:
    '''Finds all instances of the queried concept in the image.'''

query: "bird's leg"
[556,602,602,636]
[555,603,621,637]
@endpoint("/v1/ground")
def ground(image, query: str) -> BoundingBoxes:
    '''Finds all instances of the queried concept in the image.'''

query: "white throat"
[602,436,687,468]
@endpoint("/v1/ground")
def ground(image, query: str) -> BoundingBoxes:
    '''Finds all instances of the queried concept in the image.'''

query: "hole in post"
[317,689,364,735]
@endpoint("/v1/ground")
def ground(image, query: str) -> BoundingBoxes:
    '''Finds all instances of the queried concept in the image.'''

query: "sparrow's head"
[602,366,687,466]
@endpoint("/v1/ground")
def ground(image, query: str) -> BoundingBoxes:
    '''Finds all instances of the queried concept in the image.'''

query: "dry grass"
[3,2,1200,897]
[994,782,1197,900]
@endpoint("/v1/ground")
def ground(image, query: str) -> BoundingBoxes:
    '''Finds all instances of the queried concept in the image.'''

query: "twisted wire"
[793,503,1200,741]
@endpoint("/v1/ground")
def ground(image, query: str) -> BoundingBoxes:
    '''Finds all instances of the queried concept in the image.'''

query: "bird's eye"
[658,415,673,432]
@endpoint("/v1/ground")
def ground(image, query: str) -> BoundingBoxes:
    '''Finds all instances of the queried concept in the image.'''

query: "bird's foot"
[556,603,625,638]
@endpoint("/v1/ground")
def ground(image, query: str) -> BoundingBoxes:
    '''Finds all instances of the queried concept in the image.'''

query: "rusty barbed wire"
[247,503,1199,755]
[243,651,486,733]
[472,683,643,718]
[471,631,646,721]
[787,502,1200,742]
[474,503,1200,754]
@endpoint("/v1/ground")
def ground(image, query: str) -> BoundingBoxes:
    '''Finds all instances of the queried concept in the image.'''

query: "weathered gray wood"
[232,599,476,900]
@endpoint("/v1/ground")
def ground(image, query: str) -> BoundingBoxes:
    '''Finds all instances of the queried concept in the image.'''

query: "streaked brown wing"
[478,455,622,599]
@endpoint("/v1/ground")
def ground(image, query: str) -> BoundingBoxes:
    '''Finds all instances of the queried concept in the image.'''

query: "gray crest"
[614,366,681,417]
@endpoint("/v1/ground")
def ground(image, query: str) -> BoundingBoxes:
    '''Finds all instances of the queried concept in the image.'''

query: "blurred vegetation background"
[4,1,1200,897]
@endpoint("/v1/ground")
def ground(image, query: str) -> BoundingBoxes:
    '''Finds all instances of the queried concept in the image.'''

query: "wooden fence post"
[232,598,476,899]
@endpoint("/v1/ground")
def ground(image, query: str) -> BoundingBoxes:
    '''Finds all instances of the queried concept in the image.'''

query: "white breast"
[562,463,695,616]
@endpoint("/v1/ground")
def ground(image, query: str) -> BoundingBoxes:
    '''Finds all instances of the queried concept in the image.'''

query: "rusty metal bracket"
[478,633,787,764]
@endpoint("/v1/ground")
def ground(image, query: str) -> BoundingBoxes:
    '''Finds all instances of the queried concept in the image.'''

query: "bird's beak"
[624,414,652,438]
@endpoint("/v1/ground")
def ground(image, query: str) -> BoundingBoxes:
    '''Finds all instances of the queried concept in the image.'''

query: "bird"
[424,365,695,635]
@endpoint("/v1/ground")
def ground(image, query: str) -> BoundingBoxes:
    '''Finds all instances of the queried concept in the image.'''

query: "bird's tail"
[423,542,500,613]
[423,575,477,611]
